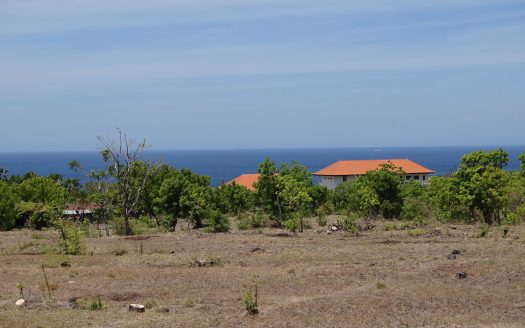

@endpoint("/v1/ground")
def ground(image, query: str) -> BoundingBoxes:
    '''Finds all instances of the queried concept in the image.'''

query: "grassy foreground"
[0,220,524,327]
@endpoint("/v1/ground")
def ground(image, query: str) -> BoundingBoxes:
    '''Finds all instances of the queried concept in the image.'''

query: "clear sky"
[1,0,524,152]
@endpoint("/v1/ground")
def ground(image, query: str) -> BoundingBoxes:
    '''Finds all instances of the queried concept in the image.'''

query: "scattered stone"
[451,249,462,255]
[60,261,71,267]
[158,307,170,313]
[456,272,468,279]
[326,230,332,235]
[250,247,262,253]
[170,250,175,254]
[447,254,457,260]
[129,304,146,313]
[196,259,207,267]
[15,299,26,307]
[68,281,75,284]
[331,226,338,231]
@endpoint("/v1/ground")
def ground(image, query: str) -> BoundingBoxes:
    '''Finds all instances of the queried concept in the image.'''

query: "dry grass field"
[0,219,524,327]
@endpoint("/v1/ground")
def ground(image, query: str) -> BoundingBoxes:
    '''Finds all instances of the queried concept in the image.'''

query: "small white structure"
[314,159,434,190]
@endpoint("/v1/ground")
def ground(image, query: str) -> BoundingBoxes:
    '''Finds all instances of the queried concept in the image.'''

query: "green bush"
[504,203,525,225]
[0,181,18,231]
[316,212,328,227]
[87,295,104,310]
[282,217,299,232]
[110,217,149,236]
[384,223,397,231]
[158,215,178,232]
[478,225,490,238]
[342,216,358,234]
[243,285,259,315]
[237,212,268,230]
[204,210,230,233]
[55,220,85,255]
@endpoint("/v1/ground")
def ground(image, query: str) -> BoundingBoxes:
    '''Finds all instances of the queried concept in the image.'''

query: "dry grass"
[0,219,524,327]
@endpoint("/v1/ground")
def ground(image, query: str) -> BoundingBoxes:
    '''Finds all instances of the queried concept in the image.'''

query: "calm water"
[0,146,524,186]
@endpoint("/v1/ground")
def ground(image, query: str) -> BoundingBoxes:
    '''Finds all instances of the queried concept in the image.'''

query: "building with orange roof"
[313,159,434,190]
[225,173,260,191]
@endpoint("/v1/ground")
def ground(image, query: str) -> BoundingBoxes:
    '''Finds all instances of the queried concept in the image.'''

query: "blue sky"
[1,0,524,151]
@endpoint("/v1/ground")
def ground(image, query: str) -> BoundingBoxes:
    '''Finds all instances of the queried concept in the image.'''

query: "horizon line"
[1,144,525,154]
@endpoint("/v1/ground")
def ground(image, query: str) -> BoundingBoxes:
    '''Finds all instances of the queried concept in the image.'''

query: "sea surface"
[0,146,524,186]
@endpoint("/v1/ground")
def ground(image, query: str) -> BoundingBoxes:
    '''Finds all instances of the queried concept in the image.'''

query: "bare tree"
[98,129,160,235]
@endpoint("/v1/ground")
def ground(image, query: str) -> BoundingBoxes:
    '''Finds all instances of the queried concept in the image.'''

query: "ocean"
[0,146,524,186]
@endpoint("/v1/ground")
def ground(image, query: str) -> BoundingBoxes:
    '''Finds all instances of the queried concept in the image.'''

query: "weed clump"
[243,284,259,315]
[478,225,489,238]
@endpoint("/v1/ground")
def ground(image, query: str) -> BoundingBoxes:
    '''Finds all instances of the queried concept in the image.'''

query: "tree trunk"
[124,214,131,235]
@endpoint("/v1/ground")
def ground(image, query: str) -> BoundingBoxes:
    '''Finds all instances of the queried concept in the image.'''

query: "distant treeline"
[1,132,525,234]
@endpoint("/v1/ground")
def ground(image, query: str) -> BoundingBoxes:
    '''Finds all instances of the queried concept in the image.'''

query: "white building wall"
[318,173,431,189]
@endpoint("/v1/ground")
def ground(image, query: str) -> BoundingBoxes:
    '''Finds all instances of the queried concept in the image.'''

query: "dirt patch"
[0,222,523,327]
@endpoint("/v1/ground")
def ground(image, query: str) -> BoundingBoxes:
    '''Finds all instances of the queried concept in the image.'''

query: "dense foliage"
[1,145,525,235]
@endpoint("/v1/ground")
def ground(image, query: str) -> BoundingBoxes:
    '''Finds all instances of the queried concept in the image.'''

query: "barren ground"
[0,219,524,328]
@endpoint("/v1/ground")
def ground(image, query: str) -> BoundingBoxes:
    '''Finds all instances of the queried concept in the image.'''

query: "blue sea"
[0,146,524,186]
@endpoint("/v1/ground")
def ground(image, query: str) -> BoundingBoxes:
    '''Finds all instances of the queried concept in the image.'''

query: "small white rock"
[331,226,338,231]
[15,299,26,307]
[68,281,75,284]
[129,304,145,313]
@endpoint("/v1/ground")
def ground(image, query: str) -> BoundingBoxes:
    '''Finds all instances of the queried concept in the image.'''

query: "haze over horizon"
[1,0,525,152]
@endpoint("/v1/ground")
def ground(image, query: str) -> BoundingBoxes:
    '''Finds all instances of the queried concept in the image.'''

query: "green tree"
[179,183,213,228]
[453,149,510,224]
[400,181,430,222]
[332,164,404,219]
[427,176,470,222]
[215,183,254,215]
[96,129,160,235]
[0,181,18,230]
[348,183,381,218]
[276,173,312,231]
[157,169,211,229]
[254,158,281,218]
[15,176,67,229]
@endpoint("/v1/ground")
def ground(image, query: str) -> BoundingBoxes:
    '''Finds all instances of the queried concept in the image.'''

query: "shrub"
[111,217,149,236]
[89,295,104,311]
[55,220,85,255]
[342,216,358,234]
[384,223,397,231]
[0,181,18,231]
[243,285,259,315]
[205,210,230,233]
[158,215,178,232]
[316,212,328,227]
[282,217,299,232]
[237,212,268,230]
[478,225,489,238]
[504,203,525,225]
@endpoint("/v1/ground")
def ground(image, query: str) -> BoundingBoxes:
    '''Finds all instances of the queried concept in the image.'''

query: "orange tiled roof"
[313,159,434,176]
[225,173,260,191]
